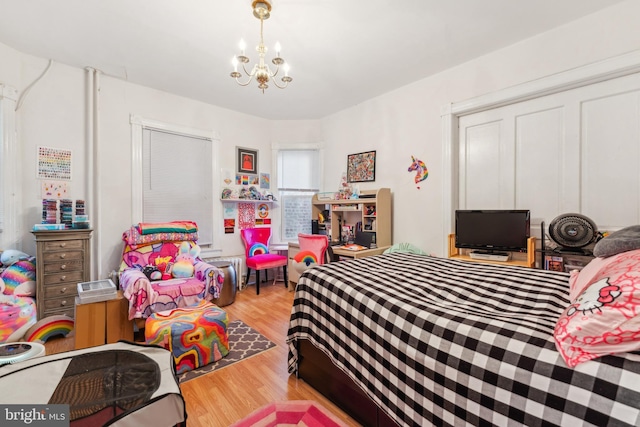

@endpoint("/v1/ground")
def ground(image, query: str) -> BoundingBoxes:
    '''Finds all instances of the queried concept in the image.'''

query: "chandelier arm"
[272,78,290,89]
[234,75,255,87]
[241,63,257,77]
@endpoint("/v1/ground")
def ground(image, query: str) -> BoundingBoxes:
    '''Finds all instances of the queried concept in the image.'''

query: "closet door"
[458,72,640,230]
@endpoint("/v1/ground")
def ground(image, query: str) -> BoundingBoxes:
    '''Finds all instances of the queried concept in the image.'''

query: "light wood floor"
[44,280,362,427]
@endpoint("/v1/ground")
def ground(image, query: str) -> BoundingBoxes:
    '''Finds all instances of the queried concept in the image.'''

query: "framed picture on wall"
[237,147,258,175]
[347,150,376,183]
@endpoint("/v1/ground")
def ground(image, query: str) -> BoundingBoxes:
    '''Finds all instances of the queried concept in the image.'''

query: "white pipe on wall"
[93,70,102,279]
[85,67,98,280]
[0,85,19,249]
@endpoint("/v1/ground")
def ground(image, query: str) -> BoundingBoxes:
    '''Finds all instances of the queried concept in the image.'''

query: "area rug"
[229,400,349,427]
[177,320,276,383]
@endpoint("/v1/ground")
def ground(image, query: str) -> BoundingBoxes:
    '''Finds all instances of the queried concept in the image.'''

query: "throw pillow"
[593,225,640,258]
[248,243,269,257]
[293,250,319,274]
[554,248,640,367]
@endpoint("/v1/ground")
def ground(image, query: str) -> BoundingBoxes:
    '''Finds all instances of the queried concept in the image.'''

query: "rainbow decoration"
[248,243,269,257]
[24,315,74,343]
[293,250,319,274]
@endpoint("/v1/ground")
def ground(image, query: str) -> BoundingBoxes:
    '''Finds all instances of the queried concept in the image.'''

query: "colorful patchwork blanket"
[119,240,223,319]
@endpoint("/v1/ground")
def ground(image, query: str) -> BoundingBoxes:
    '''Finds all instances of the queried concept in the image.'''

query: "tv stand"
[448,234,535,268]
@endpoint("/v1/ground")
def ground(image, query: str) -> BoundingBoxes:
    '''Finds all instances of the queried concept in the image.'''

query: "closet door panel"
[515,107,565,223]
[459,119,512,209]
[581,90,640,228]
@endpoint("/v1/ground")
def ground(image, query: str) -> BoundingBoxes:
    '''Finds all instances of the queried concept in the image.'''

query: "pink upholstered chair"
[240,228,288,295]
[293,233,330,274]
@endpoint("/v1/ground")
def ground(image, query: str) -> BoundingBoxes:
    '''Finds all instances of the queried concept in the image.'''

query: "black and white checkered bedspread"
[286,253,640,427]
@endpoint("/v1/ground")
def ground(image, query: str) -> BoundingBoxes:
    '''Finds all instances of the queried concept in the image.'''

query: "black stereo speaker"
[311,220,319,234]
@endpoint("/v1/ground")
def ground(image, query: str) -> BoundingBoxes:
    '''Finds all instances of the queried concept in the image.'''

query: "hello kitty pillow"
[554,248,640,367]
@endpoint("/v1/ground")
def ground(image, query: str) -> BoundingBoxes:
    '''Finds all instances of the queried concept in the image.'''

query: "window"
[277,147,320,241]
[131,116,220,250]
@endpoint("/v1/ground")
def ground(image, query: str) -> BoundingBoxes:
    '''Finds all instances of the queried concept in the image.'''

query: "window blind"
[277,149,319,191]
[142,129,213,246]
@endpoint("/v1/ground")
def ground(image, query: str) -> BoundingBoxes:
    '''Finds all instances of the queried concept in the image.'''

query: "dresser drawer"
[44,283,79,299]
[43,260,83,274]
[42,250,83,263]
[43,270,84,286]
[43,306,76,319]
[43,240,84,251]
[44,296,75,311]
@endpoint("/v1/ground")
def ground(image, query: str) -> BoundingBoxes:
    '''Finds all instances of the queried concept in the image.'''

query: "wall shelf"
[220,199,274,203]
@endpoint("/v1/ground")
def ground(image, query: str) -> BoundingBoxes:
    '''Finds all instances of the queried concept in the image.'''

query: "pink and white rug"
[230,400,349,427]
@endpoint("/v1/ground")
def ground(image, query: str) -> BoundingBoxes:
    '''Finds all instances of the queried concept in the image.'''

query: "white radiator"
[204,256,245,289]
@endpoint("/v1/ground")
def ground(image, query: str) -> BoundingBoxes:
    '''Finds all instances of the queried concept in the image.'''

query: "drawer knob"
[61,300,67,306]
[60,275,66,281]
[60,264,67,270]
[60,287,67,294]
[59,253,66,259]
[59,242,66,248]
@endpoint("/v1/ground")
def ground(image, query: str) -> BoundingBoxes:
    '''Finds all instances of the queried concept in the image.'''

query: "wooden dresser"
[32,229,92,319]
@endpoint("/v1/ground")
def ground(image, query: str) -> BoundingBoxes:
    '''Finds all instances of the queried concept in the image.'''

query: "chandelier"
[230,0,292,92]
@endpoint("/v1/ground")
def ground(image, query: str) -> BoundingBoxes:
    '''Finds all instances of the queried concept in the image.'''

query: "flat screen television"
[455,210,530,254]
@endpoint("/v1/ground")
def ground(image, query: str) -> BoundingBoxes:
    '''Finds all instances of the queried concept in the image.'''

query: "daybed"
[286,252,640,427]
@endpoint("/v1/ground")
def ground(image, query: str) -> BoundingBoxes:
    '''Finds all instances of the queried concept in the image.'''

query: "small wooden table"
[74,290,133,349]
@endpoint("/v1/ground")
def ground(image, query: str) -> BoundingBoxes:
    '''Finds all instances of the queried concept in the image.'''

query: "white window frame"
[272,143,323,242]
[130,115,222,256]
[0,85,19,249]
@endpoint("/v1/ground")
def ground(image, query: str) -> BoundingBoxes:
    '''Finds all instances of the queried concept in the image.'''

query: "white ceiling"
[0,0,626,120]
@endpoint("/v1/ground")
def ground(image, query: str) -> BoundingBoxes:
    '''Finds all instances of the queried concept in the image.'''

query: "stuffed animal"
[172,242,200,278]
[0,249,30,268]
[0,295,37,343]
[1,256,36,296]
[142,265,162,281]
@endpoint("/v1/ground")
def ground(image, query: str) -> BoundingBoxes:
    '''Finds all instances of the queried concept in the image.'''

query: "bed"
[286,252,640,427]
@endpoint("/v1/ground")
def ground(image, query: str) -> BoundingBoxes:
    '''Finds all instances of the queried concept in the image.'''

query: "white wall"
[321,0,640,255]
[2,0,640,279]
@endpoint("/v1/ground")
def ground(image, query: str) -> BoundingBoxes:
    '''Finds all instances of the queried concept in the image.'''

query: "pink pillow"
[554,248,640,367]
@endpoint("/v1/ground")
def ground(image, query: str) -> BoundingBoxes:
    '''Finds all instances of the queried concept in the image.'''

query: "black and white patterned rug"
[177,320,276,383]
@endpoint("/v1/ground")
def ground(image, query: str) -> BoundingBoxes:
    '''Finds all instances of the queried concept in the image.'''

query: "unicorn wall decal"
[408,155,429,189]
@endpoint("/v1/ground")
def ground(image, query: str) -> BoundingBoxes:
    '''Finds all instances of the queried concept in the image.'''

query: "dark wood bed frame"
[297,339,399,427]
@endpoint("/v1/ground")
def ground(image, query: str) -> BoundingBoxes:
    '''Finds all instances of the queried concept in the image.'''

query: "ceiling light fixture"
[230,0,292,93]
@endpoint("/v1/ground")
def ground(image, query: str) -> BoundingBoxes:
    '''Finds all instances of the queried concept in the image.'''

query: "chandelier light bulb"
[283,63,290,77]
[232,56,239,72]
[274,42,281,57]
[239,39,246,55]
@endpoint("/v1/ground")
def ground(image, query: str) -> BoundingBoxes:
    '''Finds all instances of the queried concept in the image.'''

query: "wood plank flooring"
[44,280,362,427]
